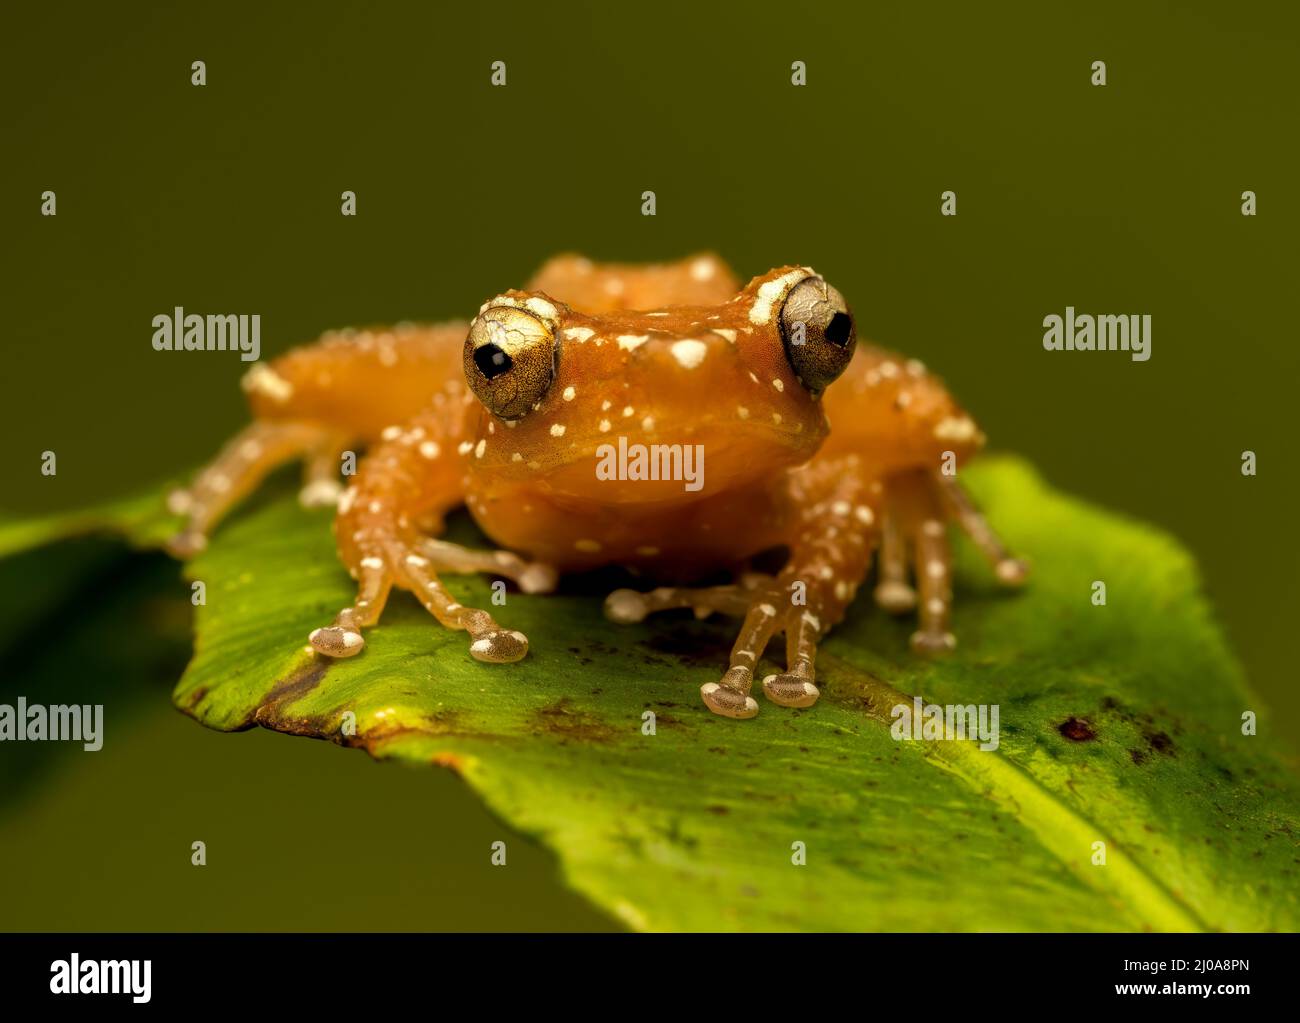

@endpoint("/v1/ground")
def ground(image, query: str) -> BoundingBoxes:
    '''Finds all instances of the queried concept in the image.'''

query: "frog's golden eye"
[464,306,558,419]
[778,277,857,391]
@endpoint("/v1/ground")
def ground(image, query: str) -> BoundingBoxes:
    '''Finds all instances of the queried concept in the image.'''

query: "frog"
[167,253,1027,720]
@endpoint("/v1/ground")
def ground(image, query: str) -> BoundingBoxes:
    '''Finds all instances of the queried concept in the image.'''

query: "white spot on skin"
[748,268,814,325]
[772,378,784,392]
[601,400,612,411]
[832,501,851,517]
[405,554,430,568]
[622,406,635,417]
[880,360,900,378]
[562,386,576,401]
[419,440,441,459]
[550,423,566,437]
[927,560,946,579]
[670,339,708,369]
[854,505,874,525]
[713,328,738,343]
[934,416,978,443]
[458,441,474,455]
[381,425,402,441]
[511,452,523,462]
[338,489,357,514]
[240,364,294,403]
[617,334,649,351]
[736,406,750,419]
[475,439,487,458]
[360,556,384,570]
[642,416,655,431]
[564,326,595,342]
[690,256,716,281]
[598,419,611,432]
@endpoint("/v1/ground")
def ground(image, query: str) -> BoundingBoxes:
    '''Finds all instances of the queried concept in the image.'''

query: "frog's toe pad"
[309,625,365,658]
[604,589,649,624]
[874,580,917,614]
[298,478,343,509]
[701,681,759,720]
[762,674,820,708]
[469,629,529,663]
[166,529,210,559]
[995,557,1031,587]
[517,563,559,594]
[910,629,956,655]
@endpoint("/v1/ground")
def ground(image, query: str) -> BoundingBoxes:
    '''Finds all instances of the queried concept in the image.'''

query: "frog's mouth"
[515,415,826,506]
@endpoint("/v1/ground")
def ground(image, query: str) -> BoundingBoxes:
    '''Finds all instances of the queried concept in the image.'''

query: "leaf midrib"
[819,650,1209,932]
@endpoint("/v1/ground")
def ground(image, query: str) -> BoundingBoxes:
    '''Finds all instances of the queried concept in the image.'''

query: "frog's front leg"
[308,407,557,663]
[605,458,878,720]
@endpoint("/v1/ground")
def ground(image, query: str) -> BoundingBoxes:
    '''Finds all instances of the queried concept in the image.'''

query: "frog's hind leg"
[937,474,1029,586]
[879,469,1028,654]
[166,421,345,557]
[168,322,466,558]
[873,506,917,614]
[309,409,551,664]
[414,539,558,595]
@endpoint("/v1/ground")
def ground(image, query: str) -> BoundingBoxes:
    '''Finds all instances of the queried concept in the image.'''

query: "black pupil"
[474,343,513,380]
[825,312,852,346]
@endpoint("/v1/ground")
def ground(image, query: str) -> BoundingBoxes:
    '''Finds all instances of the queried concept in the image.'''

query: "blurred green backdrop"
[2,0,1296,929]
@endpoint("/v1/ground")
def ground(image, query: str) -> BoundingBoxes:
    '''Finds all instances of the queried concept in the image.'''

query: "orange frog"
[168,254,1027,720]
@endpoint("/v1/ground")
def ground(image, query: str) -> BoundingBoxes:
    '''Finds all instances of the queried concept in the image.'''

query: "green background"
[1,0,1296,929]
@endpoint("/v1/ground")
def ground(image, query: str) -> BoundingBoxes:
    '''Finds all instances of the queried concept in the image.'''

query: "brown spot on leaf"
[531,698,619,744]
[1058,717,1097,742]
[254,656,330,726]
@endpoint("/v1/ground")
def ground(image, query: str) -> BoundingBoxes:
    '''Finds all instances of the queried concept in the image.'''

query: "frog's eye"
[778,277,857,391]
[464,306,558,419]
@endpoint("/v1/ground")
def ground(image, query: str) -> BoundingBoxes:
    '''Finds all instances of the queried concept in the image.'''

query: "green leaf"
[6,456,1299,931]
